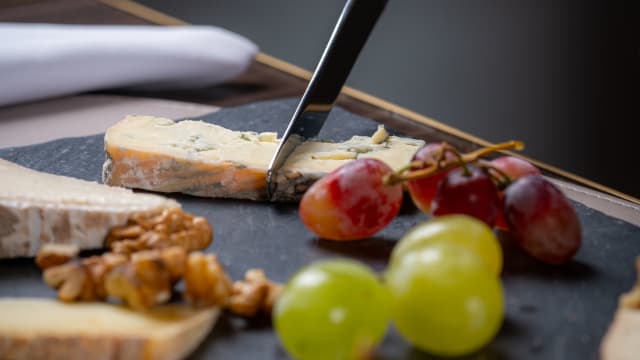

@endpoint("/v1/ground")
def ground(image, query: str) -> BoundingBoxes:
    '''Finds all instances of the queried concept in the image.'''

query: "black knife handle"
[291,0,388,137]
[267,0,387,199]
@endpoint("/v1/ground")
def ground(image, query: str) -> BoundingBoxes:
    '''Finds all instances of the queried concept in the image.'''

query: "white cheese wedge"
[0,298,218,360]
[0,159,179,258]
[103,115,424,201]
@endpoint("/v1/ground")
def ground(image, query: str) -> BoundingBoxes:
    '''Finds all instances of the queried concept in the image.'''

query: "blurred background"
[139,0,639,197]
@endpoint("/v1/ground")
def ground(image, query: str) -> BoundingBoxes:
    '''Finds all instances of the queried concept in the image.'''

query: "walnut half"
[229,269,283,317]
[43,261,94,302]
[106,208,213,255]
[42,250,127,302]
[184,252,233,307]
[105,247,186,310]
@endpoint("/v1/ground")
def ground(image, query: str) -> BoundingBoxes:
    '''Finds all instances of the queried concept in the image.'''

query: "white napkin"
[0,23,258,107]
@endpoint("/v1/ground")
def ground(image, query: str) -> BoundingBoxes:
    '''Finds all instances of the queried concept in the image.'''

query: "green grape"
[274,259,390,360]
[386,242,504,356]
[391,215,502,275]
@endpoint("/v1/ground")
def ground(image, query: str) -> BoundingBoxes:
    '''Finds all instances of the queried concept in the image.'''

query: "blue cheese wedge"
[103,116,424,201]
[0,159,179,258]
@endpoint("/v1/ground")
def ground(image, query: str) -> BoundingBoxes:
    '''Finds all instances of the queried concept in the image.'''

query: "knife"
[265,0,388,200]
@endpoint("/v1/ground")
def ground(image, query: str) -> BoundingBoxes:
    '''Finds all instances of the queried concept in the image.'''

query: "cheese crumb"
[371,125,389,144]
[258,132,278,142]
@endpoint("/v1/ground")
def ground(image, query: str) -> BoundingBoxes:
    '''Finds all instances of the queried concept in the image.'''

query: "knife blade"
[265,0,388,200]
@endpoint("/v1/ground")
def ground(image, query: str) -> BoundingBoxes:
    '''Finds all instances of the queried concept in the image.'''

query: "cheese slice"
[103,115,424,201]
[0,159,179,258]
[601,308,640,360]
[0,298,218,360]
[601,260,640,359]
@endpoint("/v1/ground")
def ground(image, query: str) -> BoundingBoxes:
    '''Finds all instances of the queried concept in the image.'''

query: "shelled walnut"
[184,252,233,307]
[39,245,184,307]
[41,247,127,302]
[105,248,182,310]
[106,208,212,255]
[229,269,283,317]
[36,242,282,316]
[43,261,94,302]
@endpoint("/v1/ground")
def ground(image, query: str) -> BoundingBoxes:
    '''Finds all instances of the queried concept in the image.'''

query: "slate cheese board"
[1,99,639,360]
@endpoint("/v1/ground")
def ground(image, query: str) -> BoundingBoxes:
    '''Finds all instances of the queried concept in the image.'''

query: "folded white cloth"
[0,23,258,107]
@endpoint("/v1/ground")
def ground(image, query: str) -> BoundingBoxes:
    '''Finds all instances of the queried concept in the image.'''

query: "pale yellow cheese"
[103,115,424,200]
[601,308,640,360]
[0,298,218,360]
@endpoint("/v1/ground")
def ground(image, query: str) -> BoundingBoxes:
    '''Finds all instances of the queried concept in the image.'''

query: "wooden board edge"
[254,53,492,147]
[99,0,187,25]
[551,178,640,227]
[99,0,640,206]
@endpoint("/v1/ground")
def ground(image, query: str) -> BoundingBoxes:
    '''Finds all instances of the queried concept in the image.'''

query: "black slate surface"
[1,99,640,360]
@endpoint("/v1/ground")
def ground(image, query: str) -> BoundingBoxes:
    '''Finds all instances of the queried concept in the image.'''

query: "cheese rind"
[0,159,179,258]
[0,298,218,360]
[103,115,424,201]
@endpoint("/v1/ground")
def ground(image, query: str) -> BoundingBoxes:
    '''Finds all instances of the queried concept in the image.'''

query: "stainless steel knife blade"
[265,0,388,200]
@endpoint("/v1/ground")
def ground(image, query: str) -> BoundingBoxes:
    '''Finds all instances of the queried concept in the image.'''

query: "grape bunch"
[275,216,505,358]
[284,139,584,358]
[299,140,582,265]
[401,143,581,265]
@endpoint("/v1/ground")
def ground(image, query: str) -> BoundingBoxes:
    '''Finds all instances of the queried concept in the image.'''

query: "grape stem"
[476,160,514,190]
[383,140,524,185]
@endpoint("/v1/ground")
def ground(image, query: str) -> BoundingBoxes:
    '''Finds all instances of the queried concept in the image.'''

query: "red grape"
[503,175,581,264]
[299,158,403,241]
[495,207,510,231]
[490,156,541,230]
[407,143,457,213]
[490,156,540,180]
[431,165,500,227]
